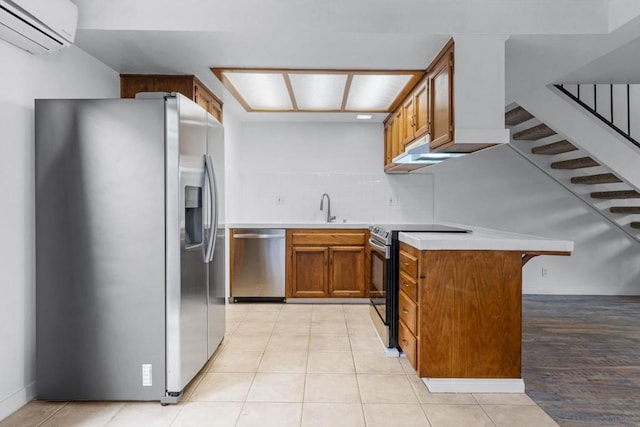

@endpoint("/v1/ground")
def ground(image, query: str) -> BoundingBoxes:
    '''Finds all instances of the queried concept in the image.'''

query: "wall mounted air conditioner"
[0,0,77,54]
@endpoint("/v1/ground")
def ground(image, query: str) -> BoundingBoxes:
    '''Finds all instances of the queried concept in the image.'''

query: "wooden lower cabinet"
[399,243,523,379]
[286,229,368,298]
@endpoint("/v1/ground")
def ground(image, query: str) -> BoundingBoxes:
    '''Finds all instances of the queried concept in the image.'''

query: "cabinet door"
[194,81,223,122]
[391,111,403,160]
[413,80,429,139]
[429,51,454,149]
[329,246,366,297]
[291,247,329,298]
[383,122,393,167]
[402,97,415,148]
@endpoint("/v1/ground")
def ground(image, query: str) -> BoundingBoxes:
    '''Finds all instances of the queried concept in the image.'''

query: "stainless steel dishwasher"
[231,228,286,302]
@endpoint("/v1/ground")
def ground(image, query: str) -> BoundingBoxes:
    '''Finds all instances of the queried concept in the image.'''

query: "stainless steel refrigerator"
[35,93,225,404]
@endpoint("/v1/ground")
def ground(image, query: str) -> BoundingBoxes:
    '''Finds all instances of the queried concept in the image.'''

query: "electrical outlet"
[276,196,286,205]
[541,267,548,278]
[388,195,398,206]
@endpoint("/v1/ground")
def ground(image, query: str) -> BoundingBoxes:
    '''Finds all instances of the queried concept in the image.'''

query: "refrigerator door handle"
[204,154,218,263]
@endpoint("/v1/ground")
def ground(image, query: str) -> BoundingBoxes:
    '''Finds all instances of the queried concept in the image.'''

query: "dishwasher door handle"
[233,233,285,239]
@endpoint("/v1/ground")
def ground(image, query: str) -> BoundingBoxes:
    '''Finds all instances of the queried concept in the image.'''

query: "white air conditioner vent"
[0,0,77,54]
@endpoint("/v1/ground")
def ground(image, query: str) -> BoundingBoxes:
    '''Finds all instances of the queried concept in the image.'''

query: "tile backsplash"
[224,121,434,224]
[228,171,434,224]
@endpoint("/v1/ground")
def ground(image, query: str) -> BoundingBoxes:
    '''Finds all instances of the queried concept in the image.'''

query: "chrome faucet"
[320,193,336,223]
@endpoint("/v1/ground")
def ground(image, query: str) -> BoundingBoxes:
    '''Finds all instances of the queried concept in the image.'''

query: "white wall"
[428,144,640,295]
[0,42,119,420]
[225,121,434,225]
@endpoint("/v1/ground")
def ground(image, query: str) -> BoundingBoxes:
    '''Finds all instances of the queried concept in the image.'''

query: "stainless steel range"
[368,224,471,350]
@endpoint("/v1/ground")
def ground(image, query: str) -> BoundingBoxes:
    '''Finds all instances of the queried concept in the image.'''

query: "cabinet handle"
[402,308,410,314]
[402,339,408,344]
[402,282,409,288]
[402,261,409,266]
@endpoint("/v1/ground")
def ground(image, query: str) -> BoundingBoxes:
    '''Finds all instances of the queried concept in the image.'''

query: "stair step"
[570,173,622,185]
[591,190,640,200]
[631,222,640,229]
[611,206,640,214]
[513,124,557,141]
[531,140,577,155]
[505,106,534,126]
[550,157,600,170]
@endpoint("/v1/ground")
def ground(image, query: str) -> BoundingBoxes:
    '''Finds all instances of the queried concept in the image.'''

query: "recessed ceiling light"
[356,114,373,120]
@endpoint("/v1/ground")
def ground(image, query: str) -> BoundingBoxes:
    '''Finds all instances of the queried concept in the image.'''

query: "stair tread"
[570,173,622,184]
[532,140,577,155]
[551,157,600,170]
[591,190,640,199]
[631,222,640,229]
[611,206,640,213]
[513,124,557,141]
[505,106,534,126]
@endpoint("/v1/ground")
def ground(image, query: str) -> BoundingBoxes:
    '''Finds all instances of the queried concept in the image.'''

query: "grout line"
[35,401,70,426]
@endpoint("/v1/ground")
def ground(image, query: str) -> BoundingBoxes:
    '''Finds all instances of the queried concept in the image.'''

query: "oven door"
[368,237,390,325]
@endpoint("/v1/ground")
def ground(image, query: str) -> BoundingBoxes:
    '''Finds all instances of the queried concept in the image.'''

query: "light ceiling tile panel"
[288,73,348,110]
[346,74,414,110]
[224,72,293,110]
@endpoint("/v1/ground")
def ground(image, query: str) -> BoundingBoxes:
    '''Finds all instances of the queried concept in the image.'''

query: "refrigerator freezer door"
[205,114,226,358]
[165,95,209,395]
[35,99,167,400]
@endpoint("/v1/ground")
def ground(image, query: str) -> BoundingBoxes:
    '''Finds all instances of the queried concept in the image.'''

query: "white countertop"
[399,225,574,252]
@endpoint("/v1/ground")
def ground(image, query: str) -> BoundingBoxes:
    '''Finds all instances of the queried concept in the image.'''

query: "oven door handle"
[368,238,391,259]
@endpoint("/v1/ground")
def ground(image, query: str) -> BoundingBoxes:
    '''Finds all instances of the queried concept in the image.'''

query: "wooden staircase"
[507,105,640,234]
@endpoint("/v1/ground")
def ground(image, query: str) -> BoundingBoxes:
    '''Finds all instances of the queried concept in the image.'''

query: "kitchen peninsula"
[229,222,573,394]
[397,226,573,393]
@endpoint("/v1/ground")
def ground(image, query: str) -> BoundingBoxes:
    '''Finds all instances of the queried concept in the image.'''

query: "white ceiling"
[70,0,640,122]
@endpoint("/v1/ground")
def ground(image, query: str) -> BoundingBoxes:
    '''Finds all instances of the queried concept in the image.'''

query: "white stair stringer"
[506,105,640,243]
[518,85,640,190]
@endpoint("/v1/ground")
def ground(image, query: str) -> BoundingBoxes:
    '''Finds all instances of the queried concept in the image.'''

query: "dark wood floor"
[522,295,640,427]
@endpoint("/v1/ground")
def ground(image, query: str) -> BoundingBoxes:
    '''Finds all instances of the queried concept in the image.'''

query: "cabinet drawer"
[398,320,417,370]
[399,271,418,302]
[399,249,418,279]
[398,290,418,335]
[290,231,366,246]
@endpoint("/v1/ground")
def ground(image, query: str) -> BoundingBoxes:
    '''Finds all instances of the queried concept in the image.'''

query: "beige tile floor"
[0,303,559,427]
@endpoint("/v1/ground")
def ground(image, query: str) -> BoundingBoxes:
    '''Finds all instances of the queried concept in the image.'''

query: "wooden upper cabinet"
[402,78,429,149]
[392,110,403,159]
[120,74,223,123]
[413,79,429,140]
[384,122,393,167]
[193,80,223,121]
[429,49,454,150]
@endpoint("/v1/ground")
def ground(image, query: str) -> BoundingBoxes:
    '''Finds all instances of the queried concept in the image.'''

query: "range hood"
[392,136,468,165]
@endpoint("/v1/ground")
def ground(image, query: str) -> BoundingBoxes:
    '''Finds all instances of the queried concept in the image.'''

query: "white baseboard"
[423,378,525,393]
[0,382,36,422]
